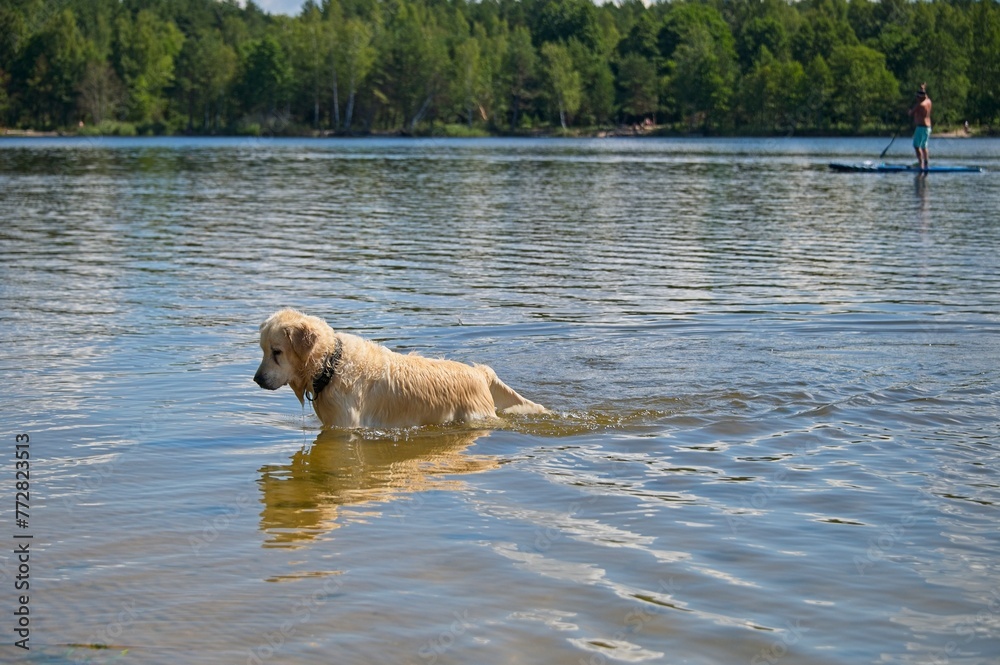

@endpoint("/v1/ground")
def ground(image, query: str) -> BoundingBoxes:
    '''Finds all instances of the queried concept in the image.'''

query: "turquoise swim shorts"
[913,126,931,149]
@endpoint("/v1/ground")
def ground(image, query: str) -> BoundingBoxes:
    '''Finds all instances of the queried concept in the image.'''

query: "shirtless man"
[908,84,932,170]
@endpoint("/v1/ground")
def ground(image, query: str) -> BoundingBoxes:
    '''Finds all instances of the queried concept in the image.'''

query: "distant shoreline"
[2,126,994,140]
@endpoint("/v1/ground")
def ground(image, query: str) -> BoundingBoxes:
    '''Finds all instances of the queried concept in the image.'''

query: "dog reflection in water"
[258,428,496,547]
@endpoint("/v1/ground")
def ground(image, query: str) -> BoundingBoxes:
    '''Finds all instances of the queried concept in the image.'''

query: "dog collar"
[308,338,343,401]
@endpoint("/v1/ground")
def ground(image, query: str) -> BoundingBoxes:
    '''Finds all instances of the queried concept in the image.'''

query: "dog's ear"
[286,322,318,358]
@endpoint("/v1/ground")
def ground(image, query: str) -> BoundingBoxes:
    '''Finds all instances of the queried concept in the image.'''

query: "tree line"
[2,0,999,136]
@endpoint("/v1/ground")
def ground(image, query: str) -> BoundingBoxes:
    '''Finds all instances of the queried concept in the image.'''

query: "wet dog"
[254,309,547,428]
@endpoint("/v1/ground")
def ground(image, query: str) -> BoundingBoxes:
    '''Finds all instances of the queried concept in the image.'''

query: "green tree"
[289,1,333,128]
[802,54,834,130]
[791,0,859,63]
[659,2,735,62]
[737,16,790,68]
[618,11,660,62]
[564,37,612,126]
[668,22,737,131]
[475,24,508,129]
[453,36,484,127]
[903,2,970,127]
[1,0,38,127]
[533,0,602,51]
[4,0,995,136]
[175,30,236,131]
[873,13,918,85]
[77,60,124,124]
[0,68,10,126]
[72,0,118,63]
[15,8,91,127]
[0,3,29,72]
[739,47,806,131]
[968,0,1000,125]
[586,56,615,125]
[617,52,657,121]
[540,40,581,129]
[384,1,450,132]
[503,24,536,130]
[828,43,897,129]
[237,35,293,120]
[114,9,184,125]
[338,17,376,131]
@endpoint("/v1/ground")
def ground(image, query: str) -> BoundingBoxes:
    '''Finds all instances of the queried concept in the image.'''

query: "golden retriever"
[253,309,547,428]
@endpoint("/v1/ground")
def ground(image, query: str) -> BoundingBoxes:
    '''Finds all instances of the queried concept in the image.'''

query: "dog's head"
[254,309,333,402]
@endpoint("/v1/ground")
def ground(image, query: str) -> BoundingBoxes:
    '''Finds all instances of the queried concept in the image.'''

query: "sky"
[253,0,614,15]
[253,0,309,15]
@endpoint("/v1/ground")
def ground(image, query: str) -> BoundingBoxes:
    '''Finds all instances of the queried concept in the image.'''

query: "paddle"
[879,128,901,161]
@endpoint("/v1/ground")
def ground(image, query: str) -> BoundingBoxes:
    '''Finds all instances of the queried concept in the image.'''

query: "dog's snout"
[253,368,269,389]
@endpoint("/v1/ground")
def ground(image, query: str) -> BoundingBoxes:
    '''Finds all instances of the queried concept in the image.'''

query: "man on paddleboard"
[908,84,932,170]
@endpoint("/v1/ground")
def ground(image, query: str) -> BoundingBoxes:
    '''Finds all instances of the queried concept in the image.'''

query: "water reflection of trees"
[257,428,497,548]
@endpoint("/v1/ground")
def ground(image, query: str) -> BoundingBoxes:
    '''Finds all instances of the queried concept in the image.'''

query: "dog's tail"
[479,365,548,415]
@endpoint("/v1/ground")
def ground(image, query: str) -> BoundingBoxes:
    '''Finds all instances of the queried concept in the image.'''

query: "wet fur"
[254,309,547,428]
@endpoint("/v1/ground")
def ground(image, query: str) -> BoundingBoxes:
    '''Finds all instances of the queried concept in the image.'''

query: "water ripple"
[2,137,999,665]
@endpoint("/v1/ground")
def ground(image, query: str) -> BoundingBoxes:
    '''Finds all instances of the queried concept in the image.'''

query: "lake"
[1,136,999,664]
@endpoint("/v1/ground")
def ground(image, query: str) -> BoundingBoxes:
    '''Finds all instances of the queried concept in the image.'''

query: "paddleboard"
[829,161,984,173]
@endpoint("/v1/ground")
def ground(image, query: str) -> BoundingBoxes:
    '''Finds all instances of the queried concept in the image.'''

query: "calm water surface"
[1,137,999,664]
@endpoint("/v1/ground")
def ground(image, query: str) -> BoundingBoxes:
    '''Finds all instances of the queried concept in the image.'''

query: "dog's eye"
[272,349,282,361]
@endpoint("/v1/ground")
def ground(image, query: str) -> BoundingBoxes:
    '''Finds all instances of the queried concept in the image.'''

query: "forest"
[2,0,1000,136]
